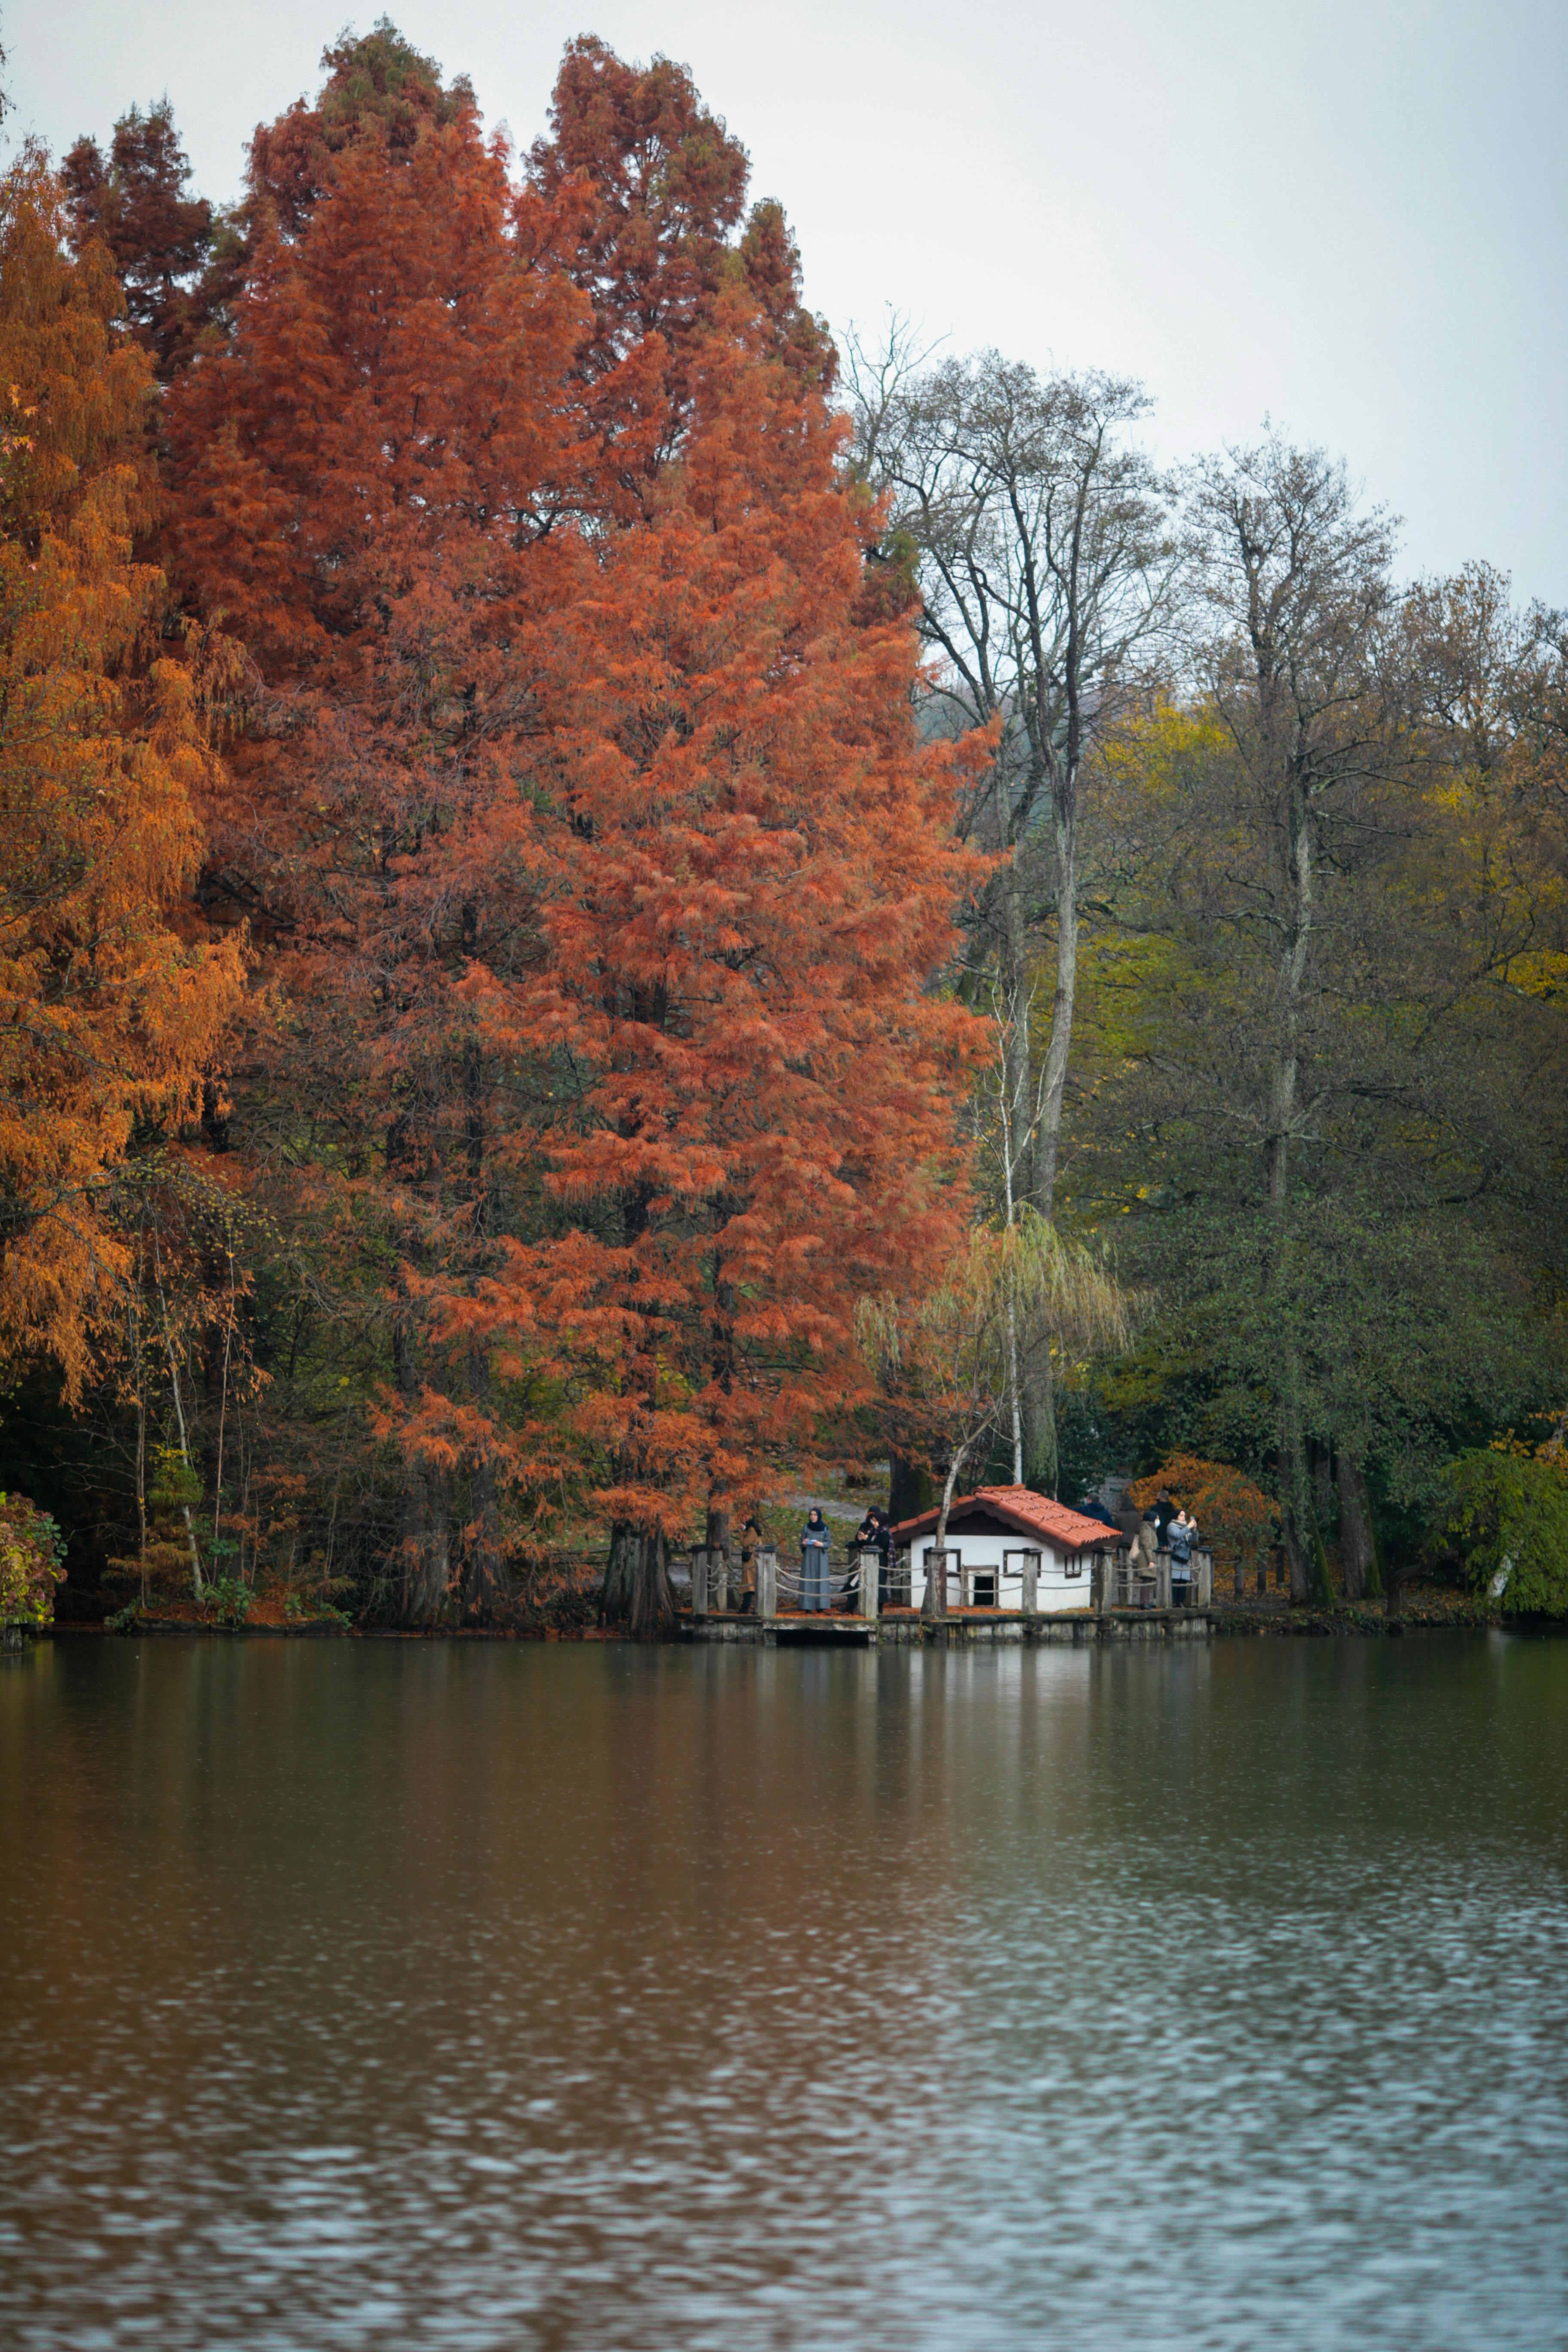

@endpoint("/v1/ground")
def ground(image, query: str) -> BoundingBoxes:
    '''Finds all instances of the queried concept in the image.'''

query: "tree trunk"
[923,1449,968,1621]
[628,1530,672,1638]
[1337,1450,1375,1602]
[1282,1505,1312,1605]
[998,879,1035,1207]
[153,1249,204,1601]
[392,1270,450,1624]
[462,1353,505,1620]
[1026,1363,1058,1497]
[1005,1295,1023,1485]
[1034,798,1079,1220]
[1262,755,1317,1602]
[459,1033,504,1619]
[599,1520,640,1626]
[995,883,1034,1476]
[889,1452,933,1522]
[463,1457,503,1614]
[401,1464,452,1624]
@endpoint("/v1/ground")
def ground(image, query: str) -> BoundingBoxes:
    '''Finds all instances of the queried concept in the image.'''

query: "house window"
[971,1568,998,1608]
[1063,1552,1084,1578]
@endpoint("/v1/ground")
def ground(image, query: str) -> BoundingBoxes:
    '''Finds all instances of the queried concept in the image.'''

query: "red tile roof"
[891,1484,1118,1553]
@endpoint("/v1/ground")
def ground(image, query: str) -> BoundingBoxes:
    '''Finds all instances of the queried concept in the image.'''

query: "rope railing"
[687,1545,900,1618]
[686,1537,1218,1621]
[1106,1547,1214,1610]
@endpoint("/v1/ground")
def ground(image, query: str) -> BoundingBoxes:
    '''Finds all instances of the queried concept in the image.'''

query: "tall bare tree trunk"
[1264,754,1320,1605]
[1034,797,1080,1221]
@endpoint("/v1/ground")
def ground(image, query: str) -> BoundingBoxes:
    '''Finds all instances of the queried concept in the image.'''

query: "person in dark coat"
[801,1508,831,1613]
[854,1507,894,1608]
[1154,1490,1178,1546]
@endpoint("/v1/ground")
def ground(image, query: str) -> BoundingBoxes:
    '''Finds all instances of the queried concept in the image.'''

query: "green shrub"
[207,1574,251,1627]
[1441,1451,1568,1615]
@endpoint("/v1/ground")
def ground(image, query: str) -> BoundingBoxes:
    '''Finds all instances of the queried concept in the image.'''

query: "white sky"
[9,0,1566,602]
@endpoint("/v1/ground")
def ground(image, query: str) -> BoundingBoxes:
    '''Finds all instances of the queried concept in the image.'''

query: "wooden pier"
[689,1608,1216,1646]
[683,1545,1217,1645]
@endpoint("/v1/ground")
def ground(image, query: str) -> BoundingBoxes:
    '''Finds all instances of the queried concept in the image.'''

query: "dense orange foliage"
[139,32,984,1620]
[462,293,984,1611]
[1128,1453,1277,1562]
[0,152,242,1397]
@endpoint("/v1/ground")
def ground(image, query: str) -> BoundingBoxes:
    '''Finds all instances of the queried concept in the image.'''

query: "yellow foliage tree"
[0,149,242,1395]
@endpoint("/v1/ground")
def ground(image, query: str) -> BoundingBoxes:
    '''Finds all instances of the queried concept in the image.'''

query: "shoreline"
[24,1602,1538,1644]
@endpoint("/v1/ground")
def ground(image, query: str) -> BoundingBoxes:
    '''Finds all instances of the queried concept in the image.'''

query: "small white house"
[894,1485,1116,1612]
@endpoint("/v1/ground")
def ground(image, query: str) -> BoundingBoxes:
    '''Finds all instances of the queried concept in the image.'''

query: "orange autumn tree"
[525,36,836,482]
[449,286,986,1631]
[1128,1454,1277,1588]
[163,28,986,1625]
[165,31,594,1620]
[0,149,242,1398]
[451,43,975,1627]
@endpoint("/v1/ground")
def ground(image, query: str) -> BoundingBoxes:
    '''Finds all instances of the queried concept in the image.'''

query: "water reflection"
[3,1636,1567,2348]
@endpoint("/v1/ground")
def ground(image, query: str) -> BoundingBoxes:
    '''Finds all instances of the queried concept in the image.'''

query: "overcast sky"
[9,0,1566,602]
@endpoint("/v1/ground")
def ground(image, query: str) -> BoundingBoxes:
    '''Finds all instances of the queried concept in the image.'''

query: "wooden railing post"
[756,1546,777,1619]
[858,1550,880,1621]
[1155,1550,1172,1610]
[1022,1552,1040,1617]
[691,1547,710,1617]
[1197,1550,1213,1607]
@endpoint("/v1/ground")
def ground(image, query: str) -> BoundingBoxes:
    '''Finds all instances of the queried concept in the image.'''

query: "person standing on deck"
[1169,1509,1196,1605]
[738,1514,763,1614]
[801,1509,832,1613]
[872,1509,894,1606]
[1130,1511,1160,1602]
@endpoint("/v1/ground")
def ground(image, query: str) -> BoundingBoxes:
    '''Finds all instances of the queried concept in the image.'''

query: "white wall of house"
[908,1534,1095,1612]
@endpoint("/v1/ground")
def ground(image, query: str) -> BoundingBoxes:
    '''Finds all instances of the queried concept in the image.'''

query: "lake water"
[3,1633,1567,2351]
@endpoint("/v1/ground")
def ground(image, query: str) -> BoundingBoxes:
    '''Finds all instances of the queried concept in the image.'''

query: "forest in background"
[2,19,1565,1633]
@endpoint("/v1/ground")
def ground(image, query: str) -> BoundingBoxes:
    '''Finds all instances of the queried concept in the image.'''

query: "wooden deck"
[687,1606,1217,1646]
